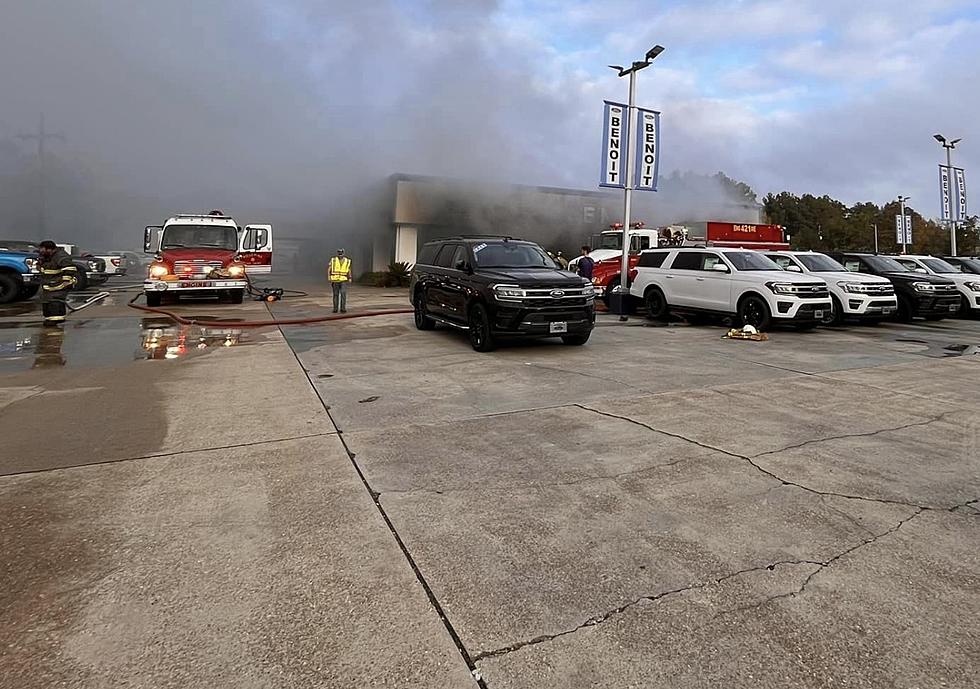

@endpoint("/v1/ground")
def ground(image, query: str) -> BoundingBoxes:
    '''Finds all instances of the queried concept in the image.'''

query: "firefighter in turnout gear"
[328,248,352,313]
[37,240,77,325]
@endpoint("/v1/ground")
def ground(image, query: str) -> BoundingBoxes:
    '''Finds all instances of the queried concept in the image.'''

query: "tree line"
[764,191,978,256]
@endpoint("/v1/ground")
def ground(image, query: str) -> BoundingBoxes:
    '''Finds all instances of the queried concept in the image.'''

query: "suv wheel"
[73,267,89,291]
[0,273,19,304]
[821,296,842,326]
[738,294,771,331]
[644,287,668,321]
[468,303,496,352]
[896,296,913,322]
[413,291,435,330]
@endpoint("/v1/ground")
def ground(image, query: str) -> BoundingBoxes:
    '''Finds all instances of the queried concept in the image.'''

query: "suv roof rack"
[434,235,522,241]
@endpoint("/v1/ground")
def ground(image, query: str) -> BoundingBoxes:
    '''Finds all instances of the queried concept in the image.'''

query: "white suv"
[766,251,897,324]
[892,255,980,317]
[630,247,832,330]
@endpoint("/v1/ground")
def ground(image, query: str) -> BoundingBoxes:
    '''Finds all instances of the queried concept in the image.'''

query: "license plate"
[181,281,213,288]
[549,321,568,334]
[814,310,824,319]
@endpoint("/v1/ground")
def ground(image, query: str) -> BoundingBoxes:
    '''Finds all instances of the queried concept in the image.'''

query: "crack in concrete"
[750,410,958,460]
[474,508,926,664]
[376,455,697,498]
[575,404,950,511]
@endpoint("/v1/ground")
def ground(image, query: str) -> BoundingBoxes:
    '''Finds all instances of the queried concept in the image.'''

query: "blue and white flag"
[633,108,661,192]
[954,167,967,221]
[895,215,911,244]
[939,165,953,221]
[599,101,629,188]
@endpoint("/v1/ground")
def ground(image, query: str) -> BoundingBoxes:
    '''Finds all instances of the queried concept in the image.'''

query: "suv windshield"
[798,254,846,272]
[472,242,558,269]
[723,252,781,271]
[161,224,238,250]
[863,255,908,273]
[921,258,958,274]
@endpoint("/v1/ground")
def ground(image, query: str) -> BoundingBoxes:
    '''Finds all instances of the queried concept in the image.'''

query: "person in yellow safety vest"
[37,240,78,325]
[327,248,352,313]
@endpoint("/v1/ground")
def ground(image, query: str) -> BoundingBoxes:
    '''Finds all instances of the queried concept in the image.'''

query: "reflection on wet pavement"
[139,318,244,360]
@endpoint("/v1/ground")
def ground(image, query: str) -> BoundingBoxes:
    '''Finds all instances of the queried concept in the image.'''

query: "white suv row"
[766,251,897,324]
[630,248,832,330]
[891,255,980,317]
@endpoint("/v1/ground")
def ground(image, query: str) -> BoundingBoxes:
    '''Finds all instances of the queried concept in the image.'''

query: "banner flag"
[895,215,912,244]
[633,108,661,191]
[599,101,629,188]
[954,167,967,221]
[939,165,953,221]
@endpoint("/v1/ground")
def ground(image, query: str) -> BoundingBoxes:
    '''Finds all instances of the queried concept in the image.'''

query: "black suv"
[941,256,980,275]
[830,253,960,321]
[409,236,596,351]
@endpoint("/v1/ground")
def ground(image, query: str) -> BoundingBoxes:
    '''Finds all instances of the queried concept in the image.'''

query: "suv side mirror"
[913,267,927,274]
[785,264,802,272]
[710,263,730,273]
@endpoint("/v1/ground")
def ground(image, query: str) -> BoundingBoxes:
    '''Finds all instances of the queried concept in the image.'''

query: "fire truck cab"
[143,211,273,307]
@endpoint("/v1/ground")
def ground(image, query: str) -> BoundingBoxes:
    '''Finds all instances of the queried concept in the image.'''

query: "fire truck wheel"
[229,289,244,304]
[643,287,668,321]
[145,292,162,307]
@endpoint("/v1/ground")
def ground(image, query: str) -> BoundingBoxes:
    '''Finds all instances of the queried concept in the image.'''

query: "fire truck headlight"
[149,262,170,278]
[227,263,246,278]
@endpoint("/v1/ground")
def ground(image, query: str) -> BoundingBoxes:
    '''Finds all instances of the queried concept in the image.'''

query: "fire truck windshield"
[598,234,624,250]
[161,225,238,251]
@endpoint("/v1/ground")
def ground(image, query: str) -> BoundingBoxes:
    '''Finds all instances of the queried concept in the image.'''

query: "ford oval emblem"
[550,289,565,298]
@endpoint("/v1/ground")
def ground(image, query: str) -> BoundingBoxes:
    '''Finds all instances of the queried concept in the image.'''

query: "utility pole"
[934,134,962,257]
[17,114,65,238]
[897,195,910,254]
[608,45,664,322]
[872,223,878,254]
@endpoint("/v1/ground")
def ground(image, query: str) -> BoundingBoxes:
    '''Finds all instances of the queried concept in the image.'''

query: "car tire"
[821,295,842,326]
[17,284,39,300]
[644,286,669,321]
[601,278,618,308]
[468,303,496,352]
[145,292,163,307]
[960,295,972,317]
[738,294,772,331]
[413,291,435,330]
[0,273,20,304]
[896,296,913,322]
[561,332,591,346]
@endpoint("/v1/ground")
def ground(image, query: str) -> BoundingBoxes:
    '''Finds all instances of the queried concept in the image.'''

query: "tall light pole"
[934,134,962,256]
[608,44,664,321]
[872,223,879,254]
[897,195,911,254]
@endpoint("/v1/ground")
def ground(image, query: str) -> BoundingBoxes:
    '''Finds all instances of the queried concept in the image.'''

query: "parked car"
[57,244,110,288]
[630,247,832,330]
[108,250,150,276]
[829,253,960,322]
[940,256,980,275]
[890,254,980,317]
[409,236,596,351]
[0,248,40,303]
[766,250,896,325]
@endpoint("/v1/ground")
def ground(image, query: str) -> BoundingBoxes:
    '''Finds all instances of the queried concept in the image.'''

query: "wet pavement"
[1,282,978,688]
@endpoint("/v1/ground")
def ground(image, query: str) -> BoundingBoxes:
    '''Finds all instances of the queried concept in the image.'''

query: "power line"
[17,113,65,237]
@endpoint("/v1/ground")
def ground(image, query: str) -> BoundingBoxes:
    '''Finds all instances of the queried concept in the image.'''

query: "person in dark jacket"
[577,245,595,280]
[37,240,77,325]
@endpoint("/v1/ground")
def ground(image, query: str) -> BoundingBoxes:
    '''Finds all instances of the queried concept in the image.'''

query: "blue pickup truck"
[0,249,41,303]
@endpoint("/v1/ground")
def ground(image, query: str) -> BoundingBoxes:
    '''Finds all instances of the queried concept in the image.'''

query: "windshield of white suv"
[161,224,238,250]
[863,255,908,273]
[798,254,847,272]
[723,252,781,271]
[921,258,958,274]
[472,242,558,269]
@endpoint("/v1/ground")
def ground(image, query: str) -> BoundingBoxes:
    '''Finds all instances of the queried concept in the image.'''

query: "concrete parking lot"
[1,282,978,688]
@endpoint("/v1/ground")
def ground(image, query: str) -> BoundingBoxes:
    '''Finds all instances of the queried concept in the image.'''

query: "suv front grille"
[522,286,593,300]
[862,283,895,295]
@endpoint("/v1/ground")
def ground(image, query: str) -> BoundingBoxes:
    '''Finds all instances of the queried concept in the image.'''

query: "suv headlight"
[912,281,937,293]
[964,281,980,292]
[765,282,797,295]
[837,281,872,294]
[23,257,37,272]
[86,260,99,271]
[582,283,596,298]
[493,284,525,301]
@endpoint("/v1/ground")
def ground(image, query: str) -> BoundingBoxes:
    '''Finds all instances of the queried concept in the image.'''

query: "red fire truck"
[590,221,788,305]
[142,211,273,307]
